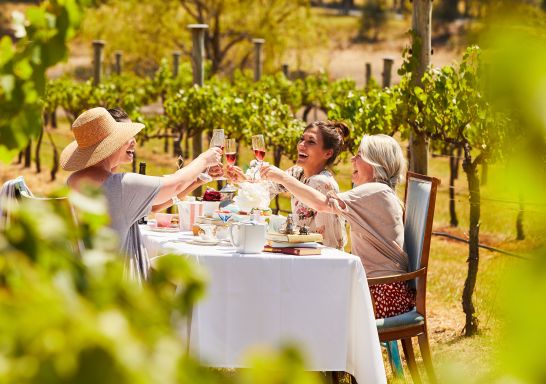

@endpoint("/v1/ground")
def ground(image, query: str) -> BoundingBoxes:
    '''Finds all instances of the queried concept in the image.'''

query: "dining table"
[141,225,387,384]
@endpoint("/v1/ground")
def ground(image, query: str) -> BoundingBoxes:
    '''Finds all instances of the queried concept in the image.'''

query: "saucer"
[186,238,220,246]
[148,225,180,233]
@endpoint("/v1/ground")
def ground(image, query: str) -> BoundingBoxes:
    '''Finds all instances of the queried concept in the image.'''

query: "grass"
[1,117,544,383]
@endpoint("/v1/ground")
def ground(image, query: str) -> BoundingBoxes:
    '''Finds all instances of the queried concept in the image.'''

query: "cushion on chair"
[375,308,424,330]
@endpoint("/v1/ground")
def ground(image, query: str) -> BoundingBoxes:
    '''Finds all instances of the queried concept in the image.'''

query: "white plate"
[147,225,180,233]
[186,238,220,246]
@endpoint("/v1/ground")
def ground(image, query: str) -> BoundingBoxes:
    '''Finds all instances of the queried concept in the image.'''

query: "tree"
[0,0,88,163]
[82,0,317,76]
[177,0,311,74]
[359,0,388,41]
[412,47,514,335]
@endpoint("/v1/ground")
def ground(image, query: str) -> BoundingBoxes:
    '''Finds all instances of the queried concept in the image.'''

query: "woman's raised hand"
[198,147,222,168]
[226,165,247,182]
[259,165,285,183]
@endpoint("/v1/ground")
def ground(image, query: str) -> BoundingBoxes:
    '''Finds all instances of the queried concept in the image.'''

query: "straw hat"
[60,107,144,171]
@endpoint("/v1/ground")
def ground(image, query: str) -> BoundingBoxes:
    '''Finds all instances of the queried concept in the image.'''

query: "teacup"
[268,214,287,233]
[197,224,216,241]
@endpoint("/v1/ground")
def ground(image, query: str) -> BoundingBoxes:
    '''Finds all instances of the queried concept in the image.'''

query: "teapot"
[229,222,267,254]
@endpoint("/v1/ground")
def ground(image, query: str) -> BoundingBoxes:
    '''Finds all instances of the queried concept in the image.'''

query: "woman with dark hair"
[228,121,348,249]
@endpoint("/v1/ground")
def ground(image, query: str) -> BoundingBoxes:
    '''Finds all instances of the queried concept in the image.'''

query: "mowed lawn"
[1,118,544,383]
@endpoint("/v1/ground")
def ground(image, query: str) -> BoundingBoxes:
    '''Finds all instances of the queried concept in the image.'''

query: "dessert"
[203,188,222,202]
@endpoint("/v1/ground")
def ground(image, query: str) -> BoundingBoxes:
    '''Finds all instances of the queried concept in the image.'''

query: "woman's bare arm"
[152,148,221,205]
[260,165,337,213]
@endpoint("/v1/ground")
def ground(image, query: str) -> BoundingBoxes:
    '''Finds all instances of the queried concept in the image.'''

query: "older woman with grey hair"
[260,134,414,319]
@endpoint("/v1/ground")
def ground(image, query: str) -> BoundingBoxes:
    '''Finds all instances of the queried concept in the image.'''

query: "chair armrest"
[367,267,426,286]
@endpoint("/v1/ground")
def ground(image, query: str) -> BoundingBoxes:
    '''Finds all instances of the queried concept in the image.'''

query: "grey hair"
[358,134,406,189]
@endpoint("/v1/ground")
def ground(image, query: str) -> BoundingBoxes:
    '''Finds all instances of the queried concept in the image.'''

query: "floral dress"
[269,166,346,250]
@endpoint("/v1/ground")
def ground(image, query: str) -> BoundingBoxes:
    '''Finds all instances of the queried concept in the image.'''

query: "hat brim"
[61,122,145,171]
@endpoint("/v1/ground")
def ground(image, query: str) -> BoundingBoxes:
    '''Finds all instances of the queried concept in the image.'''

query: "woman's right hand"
[198,147,222,168]
[226,165,248,182]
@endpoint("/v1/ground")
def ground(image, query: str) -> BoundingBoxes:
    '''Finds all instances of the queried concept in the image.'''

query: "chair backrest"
[0,177,34,230]
[403,172,439,293]
[1,178,83,257]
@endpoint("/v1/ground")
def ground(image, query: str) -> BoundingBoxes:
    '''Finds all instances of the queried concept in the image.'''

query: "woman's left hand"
[260,165,285,183]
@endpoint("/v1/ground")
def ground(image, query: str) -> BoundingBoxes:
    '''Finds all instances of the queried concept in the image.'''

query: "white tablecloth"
[141,226,386,384]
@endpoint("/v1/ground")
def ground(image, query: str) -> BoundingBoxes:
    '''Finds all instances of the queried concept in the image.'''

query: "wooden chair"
[368,172,440,383]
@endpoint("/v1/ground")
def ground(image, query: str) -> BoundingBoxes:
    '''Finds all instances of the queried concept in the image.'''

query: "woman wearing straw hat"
[61,107,221,283]
[105,107,224,212]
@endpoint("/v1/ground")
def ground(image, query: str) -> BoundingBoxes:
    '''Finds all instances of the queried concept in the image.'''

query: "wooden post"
[188,24,208,87]
[382,57,394,88]
[365,62,372,89]
[282,63,289,78]
[188,24,208,196]
[252,38,265,82]
[173,51,181,77]
[409,0,432,175]
[92,40,105,86]
[114,50,122,75]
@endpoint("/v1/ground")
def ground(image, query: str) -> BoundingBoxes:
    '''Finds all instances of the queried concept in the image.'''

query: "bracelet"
[198,172,213,182]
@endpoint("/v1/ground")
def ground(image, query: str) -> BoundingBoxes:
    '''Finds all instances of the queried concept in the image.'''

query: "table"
[141,226,386,384]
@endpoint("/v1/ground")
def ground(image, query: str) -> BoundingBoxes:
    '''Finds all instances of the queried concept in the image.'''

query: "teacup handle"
[230,224,241,248]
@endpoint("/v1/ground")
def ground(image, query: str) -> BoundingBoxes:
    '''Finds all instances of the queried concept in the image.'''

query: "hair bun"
[329,121,350,140]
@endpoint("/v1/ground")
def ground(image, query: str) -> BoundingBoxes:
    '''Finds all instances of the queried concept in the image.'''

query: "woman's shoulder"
[307,170,339,192]
[348,182,395,199]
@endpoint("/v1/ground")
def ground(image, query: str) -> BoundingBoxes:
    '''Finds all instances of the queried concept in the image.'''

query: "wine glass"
[223,138,238,190]
[252,135,266,163]
[251,134,266,181]
[201,129,225,181]
[210,129,225,151]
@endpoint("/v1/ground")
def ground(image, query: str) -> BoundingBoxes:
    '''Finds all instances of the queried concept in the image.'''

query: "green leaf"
[0,75,15,97]
[14,59,33,80]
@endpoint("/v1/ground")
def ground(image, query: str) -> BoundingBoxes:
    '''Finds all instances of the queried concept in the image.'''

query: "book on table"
[266,232,323,243]
[263,245,321,256]
[269,241,320,248]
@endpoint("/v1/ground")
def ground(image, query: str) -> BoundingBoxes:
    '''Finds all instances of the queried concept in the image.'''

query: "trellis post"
[253,38,265,81]
[173,51,181,77]
[92,40,105,86]
[114,50,122,75]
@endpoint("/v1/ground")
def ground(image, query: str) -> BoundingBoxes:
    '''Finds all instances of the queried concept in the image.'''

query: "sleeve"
[266,166,300,199]
[326,186,368,226]
[119,173,162,226]
[307,175,346,249]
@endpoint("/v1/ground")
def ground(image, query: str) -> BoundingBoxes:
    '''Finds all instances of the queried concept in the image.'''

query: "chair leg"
[386,340,405,379]
[401,337,421,384]
[418,332,437,384]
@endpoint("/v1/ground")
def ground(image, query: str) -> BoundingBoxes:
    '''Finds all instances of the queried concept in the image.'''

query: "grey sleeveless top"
[102,173,161,283]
